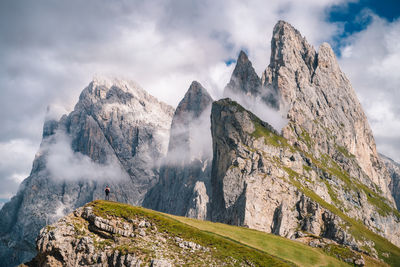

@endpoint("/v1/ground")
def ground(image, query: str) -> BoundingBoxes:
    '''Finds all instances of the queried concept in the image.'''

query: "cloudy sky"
[1,0,400,206]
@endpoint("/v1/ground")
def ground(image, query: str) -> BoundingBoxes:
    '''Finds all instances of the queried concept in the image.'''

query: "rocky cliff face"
[381,154,400,211]
[210,98,400,264]
[262,21,392,201]
[209,20,400,263]
[0,77,174,267]
[143,81,213,220]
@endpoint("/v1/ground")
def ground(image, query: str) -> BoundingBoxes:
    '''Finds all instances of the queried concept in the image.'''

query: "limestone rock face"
[262,20,392,200]
[143,81,213,220]
[381,154,400,210]
[209,21,400,259]
[0,78,174,267]
[210,98,400,259]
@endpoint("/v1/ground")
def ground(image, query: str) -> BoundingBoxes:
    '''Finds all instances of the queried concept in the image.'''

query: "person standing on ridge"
[105,186,111,200]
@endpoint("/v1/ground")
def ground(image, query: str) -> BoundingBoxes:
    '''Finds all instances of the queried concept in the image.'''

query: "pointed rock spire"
[263,21,317,102]
[263,20,392,199]
[173,81,213,124]
[168,80,213,156]
[224,50,262,97]
[270,20,316,70]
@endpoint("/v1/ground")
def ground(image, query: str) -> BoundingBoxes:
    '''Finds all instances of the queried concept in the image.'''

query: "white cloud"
[0,139,38,199]
[224,81,288,132]
[166,105,213,165]
[338,14,400,162]
[45,131,129,182]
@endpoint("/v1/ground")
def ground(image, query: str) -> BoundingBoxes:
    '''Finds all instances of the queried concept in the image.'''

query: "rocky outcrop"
[381,154,400,211]
[25,201,285,267]
[210,98,400,262]
[143,81,213,220]
[25,205,212,266]
[262,21,392,201]
[0,77,174,267]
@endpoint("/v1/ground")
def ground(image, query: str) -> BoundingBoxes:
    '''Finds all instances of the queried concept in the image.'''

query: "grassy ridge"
[90,200,353,267]
[170,215,350,267]
[90,200,293,266]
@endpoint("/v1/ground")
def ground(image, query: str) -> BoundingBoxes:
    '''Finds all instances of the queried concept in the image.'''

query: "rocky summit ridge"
[1,20,400,267]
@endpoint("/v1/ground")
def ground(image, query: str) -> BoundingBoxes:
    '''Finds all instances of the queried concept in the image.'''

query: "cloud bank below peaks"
[45,131,129,182]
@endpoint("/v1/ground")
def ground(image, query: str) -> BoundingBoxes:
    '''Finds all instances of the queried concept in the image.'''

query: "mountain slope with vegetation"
[26,200,372,267]
[210,98,400,266]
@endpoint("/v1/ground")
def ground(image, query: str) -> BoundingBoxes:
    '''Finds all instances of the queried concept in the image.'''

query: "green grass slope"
[171,216,350,267]
[90,200,356,266]
[171,215,386,267]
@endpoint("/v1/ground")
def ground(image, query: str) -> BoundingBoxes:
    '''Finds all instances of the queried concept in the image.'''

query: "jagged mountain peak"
[175,81,213,120]
[265,20,316,88]
[170,81,213,139]
[87,76,144,99]
[273,20,303,39]
[74,78,174,133]
[269,21,340,78]
[262,20,393,199]
[78,76,173,117]
[237,50,249,63]
[224,50,262,97]
[224,51,261,96]
[168,80,213,156]
[188,80,206,92]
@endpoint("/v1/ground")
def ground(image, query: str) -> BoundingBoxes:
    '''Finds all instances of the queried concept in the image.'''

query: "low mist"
[165,104,213,165]
[224,85,288,132]
[45,131,129,182]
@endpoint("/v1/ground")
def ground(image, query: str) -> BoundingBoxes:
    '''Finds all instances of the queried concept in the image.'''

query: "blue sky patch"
[225,58,236,66]
[327,0,400,55]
